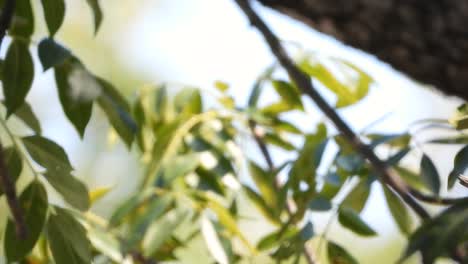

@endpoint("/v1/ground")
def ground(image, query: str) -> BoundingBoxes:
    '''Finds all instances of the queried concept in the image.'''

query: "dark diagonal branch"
[234,0,430,220]
[0,0,15,50]
[0,142,26,239]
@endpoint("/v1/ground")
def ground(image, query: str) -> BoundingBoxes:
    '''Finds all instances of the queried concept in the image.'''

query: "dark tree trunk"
[257,0,468,102]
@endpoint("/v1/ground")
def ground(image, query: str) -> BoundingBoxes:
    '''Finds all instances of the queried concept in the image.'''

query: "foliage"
[0,1,467,263]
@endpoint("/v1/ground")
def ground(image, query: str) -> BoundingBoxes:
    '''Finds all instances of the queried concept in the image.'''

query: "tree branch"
[233,0,430,220]
[0,0,15,50]
[0,142,26,239]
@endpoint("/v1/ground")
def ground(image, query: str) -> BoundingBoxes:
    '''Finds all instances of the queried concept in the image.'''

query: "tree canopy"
[0,0,467,263]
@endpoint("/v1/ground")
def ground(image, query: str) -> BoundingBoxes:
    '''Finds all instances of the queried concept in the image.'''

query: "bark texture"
[257,0,468,101]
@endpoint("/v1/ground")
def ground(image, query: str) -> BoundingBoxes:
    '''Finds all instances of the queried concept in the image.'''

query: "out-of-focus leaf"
[271,80,304,111]
[142,209,187,257]
[109,190,153,226]
[264,132,295,151]
[257,227,299,251]
[201,215,229,264]
[0,147,22,196]
[261,101,295,115]
[420,154,441,195]
[402,202,468,263]
[309,196,332,211]
[214,81,229,93]
[271,118,302,134]
[163,153,199,183]
[206,197,255,252]
[248,161,278,211]
[341,177,372,213]
[448,145,468,189]
[4,181,47,262]
[40,0,65,37]
[327,241,358,264]
[387,148,411,166]
[54,61,94,137]
[97,78,137,147]
[89,186,112,205]
[383,186,412,236]
[3,40,34,116]
[38,38,72,72]
[395,166,426,191]
[87,226,123,263]
[243,186,280,225]
[47,207,91,264]
[450,104,468,130]
[319,172,342,199]
[85,0,103,34]
[174,88,203,115]
[300,222,314,241]
[10,0,34,37]
[299,59,371,108]
[12,102,42,134]
[289,123,328,189]
[428,135,468,145]
[338,207,377,237]
[368,133,411,149]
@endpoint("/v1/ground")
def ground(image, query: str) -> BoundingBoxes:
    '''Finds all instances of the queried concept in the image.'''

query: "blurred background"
[6,0,465,263]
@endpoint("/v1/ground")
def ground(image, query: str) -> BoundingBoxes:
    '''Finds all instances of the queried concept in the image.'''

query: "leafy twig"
[248,120,318,264]
[233,0,430,220]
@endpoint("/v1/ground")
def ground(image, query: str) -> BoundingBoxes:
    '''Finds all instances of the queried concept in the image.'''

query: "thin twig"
[249,120,318,264]
[233,0,430,220]
[409,188,468,205]
[0,0,15,50]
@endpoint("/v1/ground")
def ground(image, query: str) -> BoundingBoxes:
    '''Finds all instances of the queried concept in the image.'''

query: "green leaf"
[4,181,48,262]
[96,78,137,147]
[402,202,468,263]
[85,0,103,34]
[109,190,153,226]
[201,215,229,264]
[0,147,23,196]
[87,226,123,263]
[395,166,427,191]
[9,0,34,38]
[289,123,328,189]
[264,132,295,151]
[257,228,299,251]
[163,153,199,183]
[383,186,412,235]
[174,88,203,115]
[47,207,91,264]
[40,0,65,36]
[309,196,332,211]
[368,133,411,149]
[327,241,358,264]
[243,186,280,225]
[38,38,72,71]
[54,61,93,137]
[448,145,468,189]
[3,40,34,116]
[89,186,111,205]
[214,80,229,93]
[450,104,468,130]
[44,170,89,211]
[420,154,441,195]
[22,135,89,210]
[12,102,42,134]
[429,135,468,145]
[206,198,254,253]
[248,161,278,210]
[341,177,372,213]
[261,101,295,115]
[142,209,187,257]
[22,135,73,172]
[248,80,263,108]
[271,80,304,111]
[338,207,377,237]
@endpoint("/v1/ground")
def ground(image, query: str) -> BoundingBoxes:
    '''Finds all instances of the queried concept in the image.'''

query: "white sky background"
[2,0,464,262]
